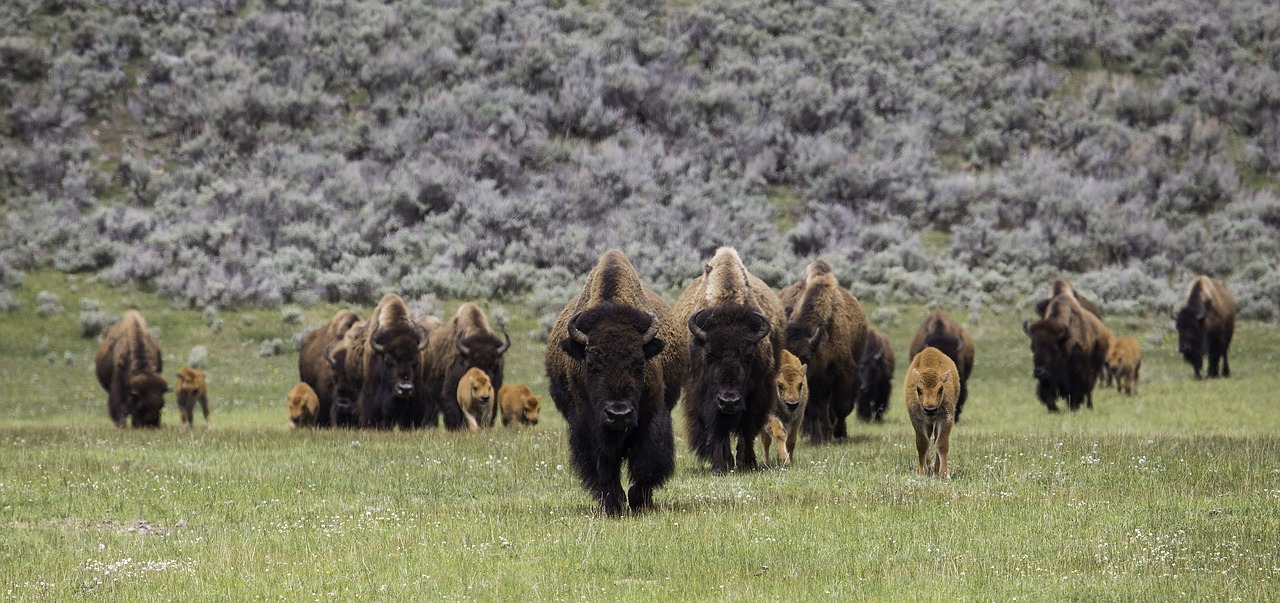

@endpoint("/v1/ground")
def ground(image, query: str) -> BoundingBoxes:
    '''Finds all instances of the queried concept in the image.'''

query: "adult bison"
[1024,293,1106,412]
[544,249,688,516]
[855,326,895,423]
[781,260,867,443]
[908,310,975,422]
[95,310,168,428]
[1173,276,1236,380]
[358,294,430,429]
[298,309,361,428]
[323,319,367,427]
[423,302,510,430]
[674,247,785,475]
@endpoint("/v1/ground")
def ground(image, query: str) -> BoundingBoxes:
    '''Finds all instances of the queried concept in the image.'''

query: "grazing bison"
[323,319,367,428]
[544,249,688,516]
[455,367,496,431]
[675,247,786,474]
[424,303,510,430]
[286,381,320,429]
[855,326,895,423]
[95,310,168,428]
[1106,335,1142,396]
[175,366,210,428]
[760,349,808,467]
[358,294,430,429]
[299,309,361,428]
[1173,276,1236,380]
[908,310,975,422]
[1024,293,1107,412]
[1033,279,1103,318]
[499,383,542,427]
[782,260,867,443]
[904,347,959,479]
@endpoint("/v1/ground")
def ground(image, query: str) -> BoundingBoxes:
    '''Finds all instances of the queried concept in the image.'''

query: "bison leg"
[955,381,969,423]
[935,419,953,479]
[179,403,194,427]
[198,393,211,428]
[735,428,759,472]
[1035,380,1059,412]
[761,416,788,466]
[625,413,674,513]
[830,374,855,441]
[803,379,833,443]
[913,424,930,475]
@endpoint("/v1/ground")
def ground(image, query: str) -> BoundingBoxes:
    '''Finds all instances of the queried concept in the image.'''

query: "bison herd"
[93,250,1239,515]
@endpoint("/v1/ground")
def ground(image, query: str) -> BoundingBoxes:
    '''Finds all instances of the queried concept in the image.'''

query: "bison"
[904,347,959,479]
[323,319,367,428]
[95,310,167,428]
[1173,275,1236,380]
[499,383,542,427]
[299,309,361,428]
[760,349,808,467]
[1106,335,1142,396]
[455,367,496,431]
[675,247,785,474]
[781,260,867,443]
[908,310,975,421]
[286,381,320,429]
[855,326,895,423]
[544,249,688,516]
[175,366,210,428]
[358,294,430,429]
[1024,293,1107,412]
[423,303,510,430]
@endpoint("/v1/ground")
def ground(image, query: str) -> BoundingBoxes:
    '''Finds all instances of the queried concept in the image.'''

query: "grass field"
[2,271,1279,601]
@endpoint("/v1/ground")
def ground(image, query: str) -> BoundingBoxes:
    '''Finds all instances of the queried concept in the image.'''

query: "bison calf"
[286,381,320,429]
[456,367,496,431]
[1106,336,1142,396]
[760,350,808,467]
[499,383,541,427]
[904,347,959,479]
[175,367,210,428]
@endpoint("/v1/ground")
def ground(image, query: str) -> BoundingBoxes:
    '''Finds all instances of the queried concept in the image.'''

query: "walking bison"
[760,349,808,467]
[1173,275,1236,380]
[298,309,361,428]
[95,310,167,428]
[455,367,496,431]
[904,347,959,479]
[286,381,320,429]
[175,366,210,428]
[499,383,542,427]
[358,294,430,429]
[855,326,895,423]
[1024,293,1107,412]
[1106,335,1142,396]
[908,310,975,422]
[424,303,510,430]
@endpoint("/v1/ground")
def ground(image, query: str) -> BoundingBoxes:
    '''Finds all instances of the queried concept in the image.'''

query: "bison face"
[689,307,770,415]
[325,346,359,412]
[911,369,951,416]
[371,329,425,398]
[858,350,884,395]
[1024,319,1067,384]
[561,304,663,432]
[455,330,511,386]
[782,322,823,366]
[128,373,168,428]
[1173,307,1206,374]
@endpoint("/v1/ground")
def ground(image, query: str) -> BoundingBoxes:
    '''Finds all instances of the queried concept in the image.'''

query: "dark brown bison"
[782,260,868,443]
[674,247,786,475]
[1033,279,1103,318]
[1173,275,1236,380]
[299,309,361,428]
[855,326,895,423]
[1024,293,1107,412]
[423,302,510,430]
[175,366,210,428]
[908,310,975,422]
[545,249,688,516]
[358,294,430,429]
[323,319,367,428]
[95,310,168,428]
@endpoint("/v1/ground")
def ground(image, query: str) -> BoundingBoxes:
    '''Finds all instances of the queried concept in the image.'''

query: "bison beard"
[683,306,773,475]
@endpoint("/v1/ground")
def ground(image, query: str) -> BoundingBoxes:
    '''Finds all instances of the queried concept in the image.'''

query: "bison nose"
[529,418,539,426]
[785,400,801,412]
[716,391,742,415]
[479,394,491,403]
[923,405,939,416]
[1033,367,1049,380]
[603,402,634,429]
[395,382,415,397]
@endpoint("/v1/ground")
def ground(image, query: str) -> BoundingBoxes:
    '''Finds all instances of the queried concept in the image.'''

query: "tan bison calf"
[456,367,496,431]
[175,366,210,428]
[498,383,541,427]
[286,381,320,429]
[904,347,960,479]
[1106,336,1142,396]
[760,349,808,467]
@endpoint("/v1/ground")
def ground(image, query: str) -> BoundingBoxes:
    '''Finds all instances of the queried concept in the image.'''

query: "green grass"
[2,271,1279,601]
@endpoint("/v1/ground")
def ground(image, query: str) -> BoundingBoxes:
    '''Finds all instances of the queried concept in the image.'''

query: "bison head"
[561,303,664,432]
[1024,318,1068,385]
[455,329,510,389]
[1173,305,1207,377]
[910,367,951,416]
[776,360,808,419]
[782,322,823,366]
[370,325,427,399]
[127,372,168,427]
[324,344,359,415]
[688,306,771,415]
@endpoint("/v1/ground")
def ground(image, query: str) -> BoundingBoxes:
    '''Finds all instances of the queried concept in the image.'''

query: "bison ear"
[642,337,666,360]
[560,337,587,362]
[940,370,951,384]
[799,363,807,373]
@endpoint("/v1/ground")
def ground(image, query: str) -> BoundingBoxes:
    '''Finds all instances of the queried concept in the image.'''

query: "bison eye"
[915,386,923,398]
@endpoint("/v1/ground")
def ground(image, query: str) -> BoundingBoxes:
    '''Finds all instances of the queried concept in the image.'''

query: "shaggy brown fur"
[1106,335,1142,395]
[299,309,361,428]
[359,294,429,429]
[856,326,895,423]
[423,303,510,430]
[782,260,867,443]
[1174,275,1236,380]
[95,310,167,428]
[455,367,496,431]
[544,249,688,515]
[908,310,976,421]
[286,381,320,429]
[760,349,808,466]
[674,247,786,474]
[324,319,367,427]
[499,383,542,427]
[1024,293,1105,412]
[175,366,210,428]
[1033,279,1103,318]
[904,347,959,479]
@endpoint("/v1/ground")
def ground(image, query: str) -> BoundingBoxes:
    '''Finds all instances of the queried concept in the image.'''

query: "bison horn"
[454,331,471,357]
[416,324,430,351]
[1022,318,1032,335]
[496,329,511,355]
[807,326,822,348]
[688,309,709,342]
[641,312,660,343]
[752,311,771,342]
[371,336,387,355]
[567,312,589,346]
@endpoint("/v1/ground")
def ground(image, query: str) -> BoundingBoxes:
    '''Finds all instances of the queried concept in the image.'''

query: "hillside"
[2,0,1279,322]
